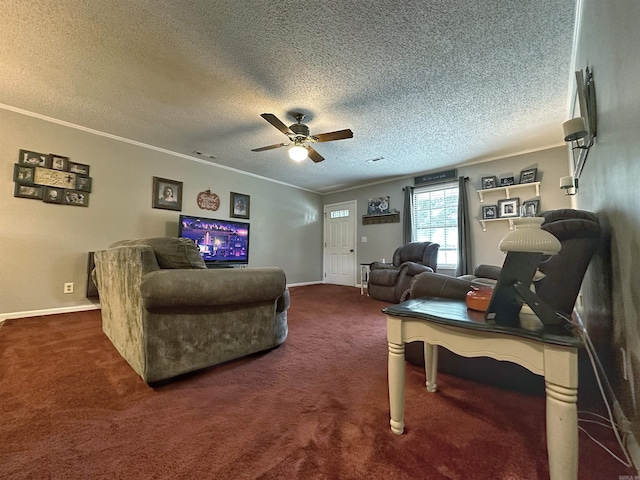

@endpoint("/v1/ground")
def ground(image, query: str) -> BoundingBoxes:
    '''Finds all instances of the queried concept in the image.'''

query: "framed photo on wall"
[152,176,183,211]
[500,176,515,187]
[75,175,92,192]
[50,154,69,171]
[14,183,44,199]
[230,192,250,219]
[498,198,520,218]
[69,162,90,175]
[63,190,89,207]
[13,164,35,184]
[521,199,540,217]
[367,196,390,215]
[43,187,64,204]
[481,176,497,189]
[18,149,49,167]
[519,168,537,184]
[482,205,498,219]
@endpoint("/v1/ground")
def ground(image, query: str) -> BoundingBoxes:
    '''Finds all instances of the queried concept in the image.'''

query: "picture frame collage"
[152,176,252,220]
[482,197,540,220]
[480,167,538,192]
[14,150,92,207]
[480,168,540,220]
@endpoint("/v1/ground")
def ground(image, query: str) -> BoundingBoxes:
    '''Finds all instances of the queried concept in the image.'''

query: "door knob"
[350,249,354,252]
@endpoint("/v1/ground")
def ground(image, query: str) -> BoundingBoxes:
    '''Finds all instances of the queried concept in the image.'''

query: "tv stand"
[206,264,239,269]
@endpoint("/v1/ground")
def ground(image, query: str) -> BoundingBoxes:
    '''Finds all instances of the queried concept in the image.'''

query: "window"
[330,209,349,218]
[411,182,459,268]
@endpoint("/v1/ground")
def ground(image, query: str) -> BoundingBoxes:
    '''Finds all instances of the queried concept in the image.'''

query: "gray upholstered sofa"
[93,237,289,384]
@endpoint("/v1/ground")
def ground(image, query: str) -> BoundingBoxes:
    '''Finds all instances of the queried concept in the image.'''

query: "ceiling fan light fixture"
[288,145,308,162]
[254,113,352,163]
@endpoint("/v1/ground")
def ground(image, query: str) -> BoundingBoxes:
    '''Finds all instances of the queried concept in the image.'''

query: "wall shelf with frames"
[478,217,517,232]
[362,212,400,225]
[477,182,540,203]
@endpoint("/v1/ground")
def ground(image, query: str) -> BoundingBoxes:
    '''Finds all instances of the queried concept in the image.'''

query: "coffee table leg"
[545,381,578,480]
[544,346,578,480]
[424,342,438,392]
[388,340,405,435]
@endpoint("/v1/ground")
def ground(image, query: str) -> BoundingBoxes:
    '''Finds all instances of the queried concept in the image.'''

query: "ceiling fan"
[251,112,353,163]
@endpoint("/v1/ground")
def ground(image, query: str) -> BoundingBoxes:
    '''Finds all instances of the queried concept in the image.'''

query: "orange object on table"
[466,286,493,312]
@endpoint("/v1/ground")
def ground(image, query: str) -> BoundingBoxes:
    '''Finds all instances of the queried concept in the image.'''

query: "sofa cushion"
[110,237,206,269]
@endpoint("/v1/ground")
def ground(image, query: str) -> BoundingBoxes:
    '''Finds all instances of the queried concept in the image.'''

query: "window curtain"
[456,176,471,276]
[403,186,414,244]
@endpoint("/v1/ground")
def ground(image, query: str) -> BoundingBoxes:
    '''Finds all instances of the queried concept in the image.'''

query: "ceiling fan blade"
[260,113,292,135]
[314,129,353,142]
[251,143,287,152]
[306,146,324,163]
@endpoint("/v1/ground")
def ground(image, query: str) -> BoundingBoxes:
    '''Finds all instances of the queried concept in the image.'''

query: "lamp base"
[519,305,544,330]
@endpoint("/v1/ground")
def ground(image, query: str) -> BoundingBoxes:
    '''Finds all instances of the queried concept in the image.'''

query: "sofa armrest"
[407,271,475,300]
[370,261,394,271]
[140,267,287,309]
[95,245,161,377]
[400,261,434,276]
[473,264,502,280]
[276,288,290,313]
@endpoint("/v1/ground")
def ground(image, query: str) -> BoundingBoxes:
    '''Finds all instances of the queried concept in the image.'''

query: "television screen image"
[178,215,250,266]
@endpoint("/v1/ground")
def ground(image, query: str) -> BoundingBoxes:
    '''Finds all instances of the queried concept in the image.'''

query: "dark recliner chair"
[368,241,440,303]
[404,209,602,392]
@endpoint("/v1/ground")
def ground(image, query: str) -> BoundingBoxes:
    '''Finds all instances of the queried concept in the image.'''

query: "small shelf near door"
[362,212,400,225]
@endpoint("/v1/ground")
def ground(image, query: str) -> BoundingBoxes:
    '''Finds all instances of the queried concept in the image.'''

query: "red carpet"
[0,284,633,479]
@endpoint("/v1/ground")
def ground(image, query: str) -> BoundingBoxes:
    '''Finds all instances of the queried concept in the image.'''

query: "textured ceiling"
[0,0,576,193]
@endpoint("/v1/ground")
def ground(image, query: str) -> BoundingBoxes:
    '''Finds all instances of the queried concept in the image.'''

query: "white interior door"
[324,201,356,286]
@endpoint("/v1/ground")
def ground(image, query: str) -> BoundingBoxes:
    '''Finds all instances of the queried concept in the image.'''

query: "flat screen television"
[178,214,250,267]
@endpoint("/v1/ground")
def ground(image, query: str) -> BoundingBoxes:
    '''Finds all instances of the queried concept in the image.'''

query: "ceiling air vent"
[365,157,385,164]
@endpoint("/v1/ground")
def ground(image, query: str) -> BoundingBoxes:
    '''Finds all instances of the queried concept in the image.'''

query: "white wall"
[323,146,571,281]
[0,108,323,318]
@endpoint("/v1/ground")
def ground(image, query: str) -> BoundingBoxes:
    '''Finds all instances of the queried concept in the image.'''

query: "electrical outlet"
[64,282,74,294]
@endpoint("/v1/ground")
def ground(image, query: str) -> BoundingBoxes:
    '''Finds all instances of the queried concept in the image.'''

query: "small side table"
[360,263,371,295]
[384,298,582,480]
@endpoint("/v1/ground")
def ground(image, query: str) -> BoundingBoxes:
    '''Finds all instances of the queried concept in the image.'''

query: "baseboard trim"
[0,284,323,323]
[0,304,100,323]
[288,281,323,288]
